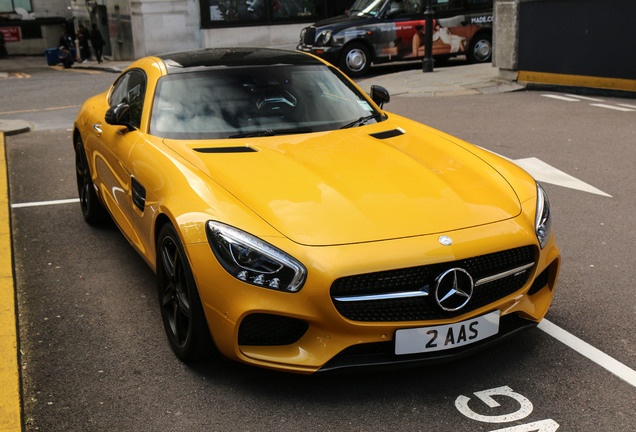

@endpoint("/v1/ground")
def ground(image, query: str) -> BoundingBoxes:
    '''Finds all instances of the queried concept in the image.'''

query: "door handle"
[93,123,102,135]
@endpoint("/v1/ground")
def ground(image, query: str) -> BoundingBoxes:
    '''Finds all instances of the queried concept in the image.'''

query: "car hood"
[164,120,521,246]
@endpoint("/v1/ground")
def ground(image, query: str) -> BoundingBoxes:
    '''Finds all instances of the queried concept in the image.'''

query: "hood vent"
[194,146,257,154]
[369,128,405,139]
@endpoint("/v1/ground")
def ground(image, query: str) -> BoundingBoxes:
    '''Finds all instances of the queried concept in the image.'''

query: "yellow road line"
[0,105,80,116]
[518,70,636,93]
[49,65,103,75]
[0,132,22,432]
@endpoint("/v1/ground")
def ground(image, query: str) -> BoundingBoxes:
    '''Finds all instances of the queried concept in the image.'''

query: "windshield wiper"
[229,127,313,138]
[340,113,384,129]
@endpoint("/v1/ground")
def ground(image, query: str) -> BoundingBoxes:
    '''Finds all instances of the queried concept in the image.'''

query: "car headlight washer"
[207,221,306,292]
[535,183,552,249]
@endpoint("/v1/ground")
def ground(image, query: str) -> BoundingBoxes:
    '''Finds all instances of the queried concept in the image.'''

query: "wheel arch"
[153,212,176,270]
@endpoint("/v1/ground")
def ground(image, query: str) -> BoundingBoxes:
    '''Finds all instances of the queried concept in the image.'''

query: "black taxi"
[297,0,493,76]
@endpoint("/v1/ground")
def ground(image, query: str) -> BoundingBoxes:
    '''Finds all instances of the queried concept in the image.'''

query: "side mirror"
[370,85,390,109]
[105,103,135,131]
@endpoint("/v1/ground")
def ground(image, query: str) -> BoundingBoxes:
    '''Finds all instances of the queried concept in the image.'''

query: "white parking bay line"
[564,93,604,102]
[11,198,79,209]
[590,103,635,112]
[541,94,581,102]
[618,103,636,109]
[538,319,636,388]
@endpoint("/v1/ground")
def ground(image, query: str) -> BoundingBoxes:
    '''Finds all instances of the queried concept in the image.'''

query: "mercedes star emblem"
[434,268,474,312]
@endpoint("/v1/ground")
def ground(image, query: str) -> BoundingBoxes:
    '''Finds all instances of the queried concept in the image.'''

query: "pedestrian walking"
[77,24,91,62]
[0,32,7,58]
[90,24,105,64]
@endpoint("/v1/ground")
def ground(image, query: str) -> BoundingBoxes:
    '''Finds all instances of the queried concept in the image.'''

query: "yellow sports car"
[73,48,560,374]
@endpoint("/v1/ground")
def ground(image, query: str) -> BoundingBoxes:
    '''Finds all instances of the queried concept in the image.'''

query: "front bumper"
[186,217,560,374]
[319,313,538,373]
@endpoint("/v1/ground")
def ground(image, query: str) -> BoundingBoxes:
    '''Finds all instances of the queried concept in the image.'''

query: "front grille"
[301,27,316,46]
[331,246,535,322]
[238,313,308,346]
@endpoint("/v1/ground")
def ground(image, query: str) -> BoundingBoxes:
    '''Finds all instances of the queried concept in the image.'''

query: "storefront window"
[0,0,31,13]
[207,0,264,23]
[202,0,325,27]
[271,0,316,21]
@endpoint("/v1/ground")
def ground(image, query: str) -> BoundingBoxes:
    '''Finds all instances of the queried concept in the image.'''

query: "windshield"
[150,64,384,140]
[348,0,386,16]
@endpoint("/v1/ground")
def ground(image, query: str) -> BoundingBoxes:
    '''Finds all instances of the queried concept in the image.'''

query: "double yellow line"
[0,132,21,432]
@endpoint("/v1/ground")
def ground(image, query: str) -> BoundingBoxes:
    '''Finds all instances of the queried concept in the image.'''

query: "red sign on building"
[0,27,21,42]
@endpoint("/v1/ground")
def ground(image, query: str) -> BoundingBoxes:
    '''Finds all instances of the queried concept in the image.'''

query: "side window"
[388,0,423,17]
[108,70,147,128]
[404,0,423,14]
[432,0,463,12]
[466,0,492,6]
[109,74,130,107]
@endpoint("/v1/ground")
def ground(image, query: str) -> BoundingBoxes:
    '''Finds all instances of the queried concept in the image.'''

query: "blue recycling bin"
[45,48,61,65]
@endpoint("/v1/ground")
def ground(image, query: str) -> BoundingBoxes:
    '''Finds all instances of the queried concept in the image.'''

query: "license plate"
[395,310,500,355]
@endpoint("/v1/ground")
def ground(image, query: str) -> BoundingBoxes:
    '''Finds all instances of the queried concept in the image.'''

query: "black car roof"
[156,47,324,73]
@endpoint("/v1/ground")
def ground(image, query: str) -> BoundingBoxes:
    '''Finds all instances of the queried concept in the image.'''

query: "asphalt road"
[1,58,635,432]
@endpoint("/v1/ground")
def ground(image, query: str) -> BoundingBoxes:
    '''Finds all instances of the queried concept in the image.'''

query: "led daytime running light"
[207,221,306,292]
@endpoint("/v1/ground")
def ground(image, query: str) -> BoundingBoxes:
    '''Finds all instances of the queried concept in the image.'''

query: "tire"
[466,33,492,63]
[157,223,216,362]
[339,42,371,77]
[74,136,108,224]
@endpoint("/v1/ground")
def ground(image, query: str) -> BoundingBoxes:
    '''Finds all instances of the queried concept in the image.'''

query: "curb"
[0,120,31,137]
[0,132,22,432]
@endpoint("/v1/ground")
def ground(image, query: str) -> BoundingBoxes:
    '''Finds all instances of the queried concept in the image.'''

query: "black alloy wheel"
[74,136,107,224]
[157,224,215,362]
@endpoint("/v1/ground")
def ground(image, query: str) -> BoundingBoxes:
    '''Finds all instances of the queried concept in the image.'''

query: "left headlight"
[535,183,553,249]
[316,30,332,46]
[206,221,306,292]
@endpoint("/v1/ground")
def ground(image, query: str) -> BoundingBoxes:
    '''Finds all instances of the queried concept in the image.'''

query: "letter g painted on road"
[455,386,534,423]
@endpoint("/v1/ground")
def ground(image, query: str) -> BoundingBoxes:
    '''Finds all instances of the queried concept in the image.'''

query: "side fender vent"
[370,128,405,139]
[131,177,146,212]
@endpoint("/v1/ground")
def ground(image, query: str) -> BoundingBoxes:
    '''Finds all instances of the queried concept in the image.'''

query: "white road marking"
[455,386,533,423]
[512,157,612,197]
[542,94,635,112]
[538,319,636,388]
[564,93,604,102]
[590,103,635,112]
[541,94,580,102]
[11,198,79,209]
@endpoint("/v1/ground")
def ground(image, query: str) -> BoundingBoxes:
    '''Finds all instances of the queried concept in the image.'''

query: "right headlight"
[206,221,306,292]
[535,183,553,249]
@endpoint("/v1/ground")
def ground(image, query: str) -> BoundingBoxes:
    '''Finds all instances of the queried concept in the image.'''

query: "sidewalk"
[358,62,524,97]
[72,58,130,74]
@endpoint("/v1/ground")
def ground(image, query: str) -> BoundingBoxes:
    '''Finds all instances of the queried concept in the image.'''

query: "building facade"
[72,0,350,60]
[2,0,348,59]
[0,0,72,55]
